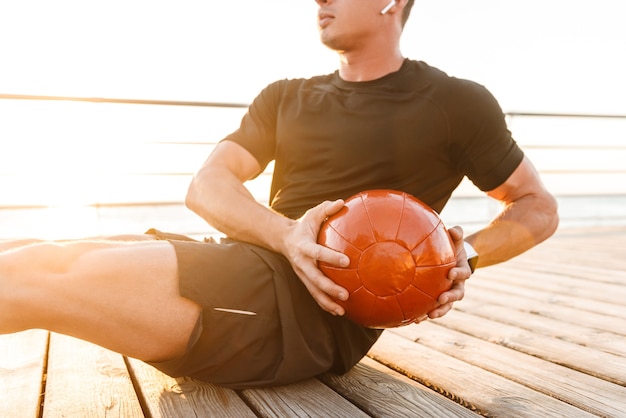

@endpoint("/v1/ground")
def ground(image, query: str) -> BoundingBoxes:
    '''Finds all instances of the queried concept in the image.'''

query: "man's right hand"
[280,199,351,316]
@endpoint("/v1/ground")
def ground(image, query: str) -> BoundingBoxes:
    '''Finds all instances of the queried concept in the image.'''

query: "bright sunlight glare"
[0,0,624,238]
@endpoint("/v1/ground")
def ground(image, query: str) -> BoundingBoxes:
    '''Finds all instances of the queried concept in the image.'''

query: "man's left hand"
[418,226,472,322]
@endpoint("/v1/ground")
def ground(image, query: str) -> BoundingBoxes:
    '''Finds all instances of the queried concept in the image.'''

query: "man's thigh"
[6,239,201,361]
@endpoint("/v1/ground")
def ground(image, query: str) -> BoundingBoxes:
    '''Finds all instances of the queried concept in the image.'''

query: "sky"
[1,0,624,114]
[0,0,624,237]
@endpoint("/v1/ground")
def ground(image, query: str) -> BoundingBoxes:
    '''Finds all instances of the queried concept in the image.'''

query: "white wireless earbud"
[380,0,396,15]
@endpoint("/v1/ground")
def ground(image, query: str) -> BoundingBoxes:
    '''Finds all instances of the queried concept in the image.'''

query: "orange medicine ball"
[317,190,456,328]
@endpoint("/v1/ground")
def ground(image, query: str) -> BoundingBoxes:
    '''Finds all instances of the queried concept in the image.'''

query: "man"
[0,0,558,389]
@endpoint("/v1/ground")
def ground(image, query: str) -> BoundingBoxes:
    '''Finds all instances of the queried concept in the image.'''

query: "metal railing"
[0,93,249,109]
[2,93,625,217]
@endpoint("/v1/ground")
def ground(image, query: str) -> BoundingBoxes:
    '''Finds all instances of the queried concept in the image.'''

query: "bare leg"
[0,239,201,362]
[0,238,43,252]
[0,234,155,253]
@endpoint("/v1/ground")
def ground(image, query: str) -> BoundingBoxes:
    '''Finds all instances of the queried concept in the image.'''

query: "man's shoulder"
[405,60,486,93]
[401,60,497,113]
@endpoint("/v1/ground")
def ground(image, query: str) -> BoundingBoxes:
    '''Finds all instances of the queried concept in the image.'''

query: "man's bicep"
[485,156,549,204]
[204,140,263,182]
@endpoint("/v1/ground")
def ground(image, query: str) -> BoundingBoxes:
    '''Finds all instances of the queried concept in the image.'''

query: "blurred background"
[1,0,624,240]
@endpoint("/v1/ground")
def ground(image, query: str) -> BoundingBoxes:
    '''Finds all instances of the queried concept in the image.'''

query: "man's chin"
[319,35,344,53]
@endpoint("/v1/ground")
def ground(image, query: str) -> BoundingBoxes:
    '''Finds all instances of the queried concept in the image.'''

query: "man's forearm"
[185,166,293,253]
[466,192,559,268]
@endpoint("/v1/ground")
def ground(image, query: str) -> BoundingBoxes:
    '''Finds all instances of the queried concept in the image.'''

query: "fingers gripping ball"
[317,190,456,328]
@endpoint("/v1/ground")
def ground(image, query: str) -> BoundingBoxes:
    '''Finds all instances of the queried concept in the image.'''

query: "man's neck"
[337,49,405,82]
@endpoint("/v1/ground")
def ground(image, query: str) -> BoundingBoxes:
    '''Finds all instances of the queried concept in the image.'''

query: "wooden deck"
[1,226,625,417]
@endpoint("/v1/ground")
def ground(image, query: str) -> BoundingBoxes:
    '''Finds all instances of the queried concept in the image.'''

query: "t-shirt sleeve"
[448,80,524,192]
[221,81,284,173]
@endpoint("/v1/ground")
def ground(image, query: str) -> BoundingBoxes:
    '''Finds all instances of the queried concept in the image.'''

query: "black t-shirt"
[222,59,524,374]
[225,59,524,218]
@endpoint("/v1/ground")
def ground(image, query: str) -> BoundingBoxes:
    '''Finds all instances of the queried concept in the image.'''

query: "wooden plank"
[240,378,369,418]
[523,237,626,264]
[126,358,256,417]
[392,321,626,417]
[456,298,626,357]
[518,256,626,278]
[495,232,626,278]
[476,267,626,306]
[433,309,626,386]
[471,271,626,319]
[368,331,597,418]
[42,333,144,417]
[320,357,480,418]
[467,280,626,335]
[503,228,626,275]
[537,236,626,255]
[0,330,48,418]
